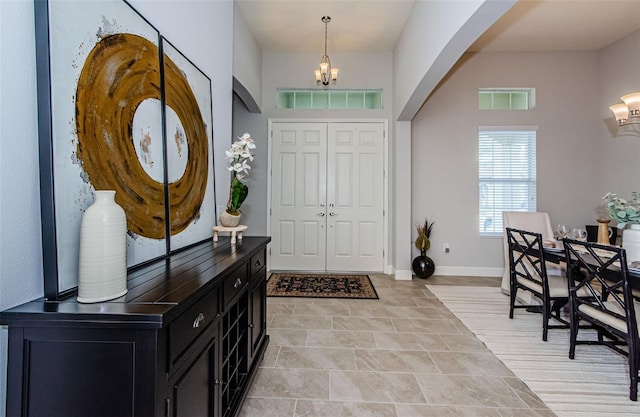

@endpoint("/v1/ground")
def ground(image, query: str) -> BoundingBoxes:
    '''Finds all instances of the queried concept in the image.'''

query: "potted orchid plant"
[220,133,255,227]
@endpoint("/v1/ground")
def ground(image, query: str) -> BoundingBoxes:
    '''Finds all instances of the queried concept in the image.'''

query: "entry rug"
[426,284,640,417]
[267,273,378,299]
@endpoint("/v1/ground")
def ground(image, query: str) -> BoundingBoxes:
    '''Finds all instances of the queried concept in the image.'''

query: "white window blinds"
[478,129,537,236]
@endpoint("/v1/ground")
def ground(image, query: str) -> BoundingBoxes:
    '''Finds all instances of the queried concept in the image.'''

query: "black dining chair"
[563,239,639,401]
[506,227,570,341]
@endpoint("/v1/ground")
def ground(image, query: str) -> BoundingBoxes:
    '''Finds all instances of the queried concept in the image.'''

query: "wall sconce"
[609,92,640,126]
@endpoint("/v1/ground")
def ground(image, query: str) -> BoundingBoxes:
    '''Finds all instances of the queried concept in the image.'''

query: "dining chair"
[506,227,570,341]
[563,239,639,401]
[502,212,563,303]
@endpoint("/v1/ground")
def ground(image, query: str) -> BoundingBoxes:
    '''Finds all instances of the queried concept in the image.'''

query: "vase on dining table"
[623,224,640,263]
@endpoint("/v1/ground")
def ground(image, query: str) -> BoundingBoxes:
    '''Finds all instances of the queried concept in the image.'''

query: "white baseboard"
[434,266,504,277]
[394,269,413,280]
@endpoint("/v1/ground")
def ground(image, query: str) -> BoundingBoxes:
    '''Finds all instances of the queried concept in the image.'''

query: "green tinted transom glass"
[478,89,535,110]
[277,89,382,109]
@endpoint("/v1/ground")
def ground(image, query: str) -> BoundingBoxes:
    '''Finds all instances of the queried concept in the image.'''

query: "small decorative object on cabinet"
[0,236,270,417]
[77,190,127,303]
[221,133,255,226]
[220,209,242,227]
[412,218,436,279]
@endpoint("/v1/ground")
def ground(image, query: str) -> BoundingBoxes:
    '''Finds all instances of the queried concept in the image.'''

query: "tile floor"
[239,275,556,417]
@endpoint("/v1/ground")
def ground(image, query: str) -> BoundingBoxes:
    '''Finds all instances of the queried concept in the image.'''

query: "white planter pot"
[219,210,242,227]
[78,190,128,303]
[623,224,640,263]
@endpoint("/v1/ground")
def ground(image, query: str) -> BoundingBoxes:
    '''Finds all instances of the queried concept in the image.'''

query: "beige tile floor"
[239,275,557,417]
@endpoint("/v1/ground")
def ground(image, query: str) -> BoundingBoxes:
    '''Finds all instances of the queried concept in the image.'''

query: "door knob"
[317,212,325,216]
[329,212,337,216]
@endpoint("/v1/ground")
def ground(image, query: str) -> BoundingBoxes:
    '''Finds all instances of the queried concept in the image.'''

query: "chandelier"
[314,16,339,86]
[609,92,640,126]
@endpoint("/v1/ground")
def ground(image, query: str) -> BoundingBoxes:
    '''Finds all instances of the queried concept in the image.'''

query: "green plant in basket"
[603,192,640,229]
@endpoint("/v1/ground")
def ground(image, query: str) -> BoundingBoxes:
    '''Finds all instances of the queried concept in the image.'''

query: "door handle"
[329,212,337,216]
[317,212,325,216]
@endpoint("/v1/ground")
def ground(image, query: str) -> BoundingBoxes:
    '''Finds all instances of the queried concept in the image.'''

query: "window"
[277,89,382,109]
[478,88,535,110]
[478,128,537,236]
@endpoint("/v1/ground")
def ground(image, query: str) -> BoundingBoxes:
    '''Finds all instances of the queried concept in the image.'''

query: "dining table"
[541,240,640,289]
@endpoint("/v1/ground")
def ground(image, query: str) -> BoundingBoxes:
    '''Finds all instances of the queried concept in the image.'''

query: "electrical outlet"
[443,243,450,253]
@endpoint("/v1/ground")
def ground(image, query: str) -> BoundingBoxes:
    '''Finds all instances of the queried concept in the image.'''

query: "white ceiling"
[235,0,640,54]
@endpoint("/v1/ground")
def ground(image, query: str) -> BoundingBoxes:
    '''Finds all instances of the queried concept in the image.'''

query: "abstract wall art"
[35,0,215,299]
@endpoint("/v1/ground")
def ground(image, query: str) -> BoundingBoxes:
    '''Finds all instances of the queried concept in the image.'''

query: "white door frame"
[266,118,389,273]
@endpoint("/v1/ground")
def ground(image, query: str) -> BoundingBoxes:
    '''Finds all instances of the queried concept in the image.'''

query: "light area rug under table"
[425,284,640,417]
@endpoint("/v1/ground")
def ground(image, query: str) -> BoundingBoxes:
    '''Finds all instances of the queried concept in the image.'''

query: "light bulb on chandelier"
[314,16,339,86]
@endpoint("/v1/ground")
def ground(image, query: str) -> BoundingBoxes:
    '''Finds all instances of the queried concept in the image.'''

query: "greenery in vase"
[225,133,255,215]
[603,192,640,228]
[415,218,435,253]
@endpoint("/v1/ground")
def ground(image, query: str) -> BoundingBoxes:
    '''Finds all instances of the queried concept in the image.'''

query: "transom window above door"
[276,89,382,109]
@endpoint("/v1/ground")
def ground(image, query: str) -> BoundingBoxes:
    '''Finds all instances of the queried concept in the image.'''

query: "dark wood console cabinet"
[0,236,270,417]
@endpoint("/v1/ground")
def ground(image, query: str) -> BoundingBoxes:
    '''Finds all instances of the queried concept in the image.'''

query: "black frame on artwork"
[34,0,215,300]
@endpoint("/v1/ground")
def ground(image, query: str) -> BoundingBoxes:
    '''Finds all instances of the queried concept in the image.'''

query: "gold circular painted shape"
[75,33,208,239]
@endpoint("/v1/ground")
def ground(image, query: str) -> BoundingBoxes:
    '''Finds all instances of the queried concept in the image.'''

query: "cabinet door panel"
[27,339,134,417]
[173,338,215,417]
[249,279,266,364]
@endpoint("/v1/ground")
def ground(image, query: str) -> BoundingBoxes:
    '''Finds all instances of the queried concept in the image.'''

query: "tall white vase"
[78,190,128,303]
[622,224,640,264]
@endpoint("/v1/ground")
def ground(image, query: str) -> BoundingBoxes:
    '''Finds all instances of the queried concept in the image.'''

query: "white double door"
[270,122,384,272]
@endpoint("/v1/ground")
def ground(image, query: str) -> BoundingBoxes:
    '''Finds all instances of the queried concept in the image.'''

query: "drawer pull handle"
[249,323,254,328]
[193,312,205,328]
[234,278,242,288]
[255,259,261,267]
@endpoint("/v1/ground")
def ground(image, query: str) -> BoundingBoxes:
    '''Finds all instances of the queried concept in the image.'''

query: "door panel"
[270,123,327,271]
[326,123,384,272]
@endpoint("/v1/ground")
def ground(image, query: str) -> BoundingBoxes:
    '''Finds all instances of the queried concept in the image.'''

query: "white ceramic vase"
[219,210,241,227]
[622,224,640,264]
[78,190,128,303]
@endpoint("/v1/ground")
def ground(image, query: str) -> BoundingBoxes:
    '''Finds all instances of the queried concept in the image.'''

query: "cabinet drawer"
[169,286,219,367]
[223,264,248,309]
[251,250,266,278]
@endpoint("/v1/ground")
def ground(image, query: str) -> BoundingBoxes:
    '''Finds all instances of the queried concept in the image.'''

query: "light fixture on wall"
[609,92,640,126]
[314,16,339,86]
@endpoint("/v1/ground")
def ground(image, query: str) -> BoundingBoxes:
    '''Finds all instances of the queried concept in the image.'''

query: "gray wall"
[232,94,268,235]
[411,32,640,276]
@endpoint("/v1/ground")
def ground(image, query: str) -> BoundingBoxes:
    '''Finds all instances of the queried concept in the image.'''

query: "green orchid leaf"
[230,178,248,212]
